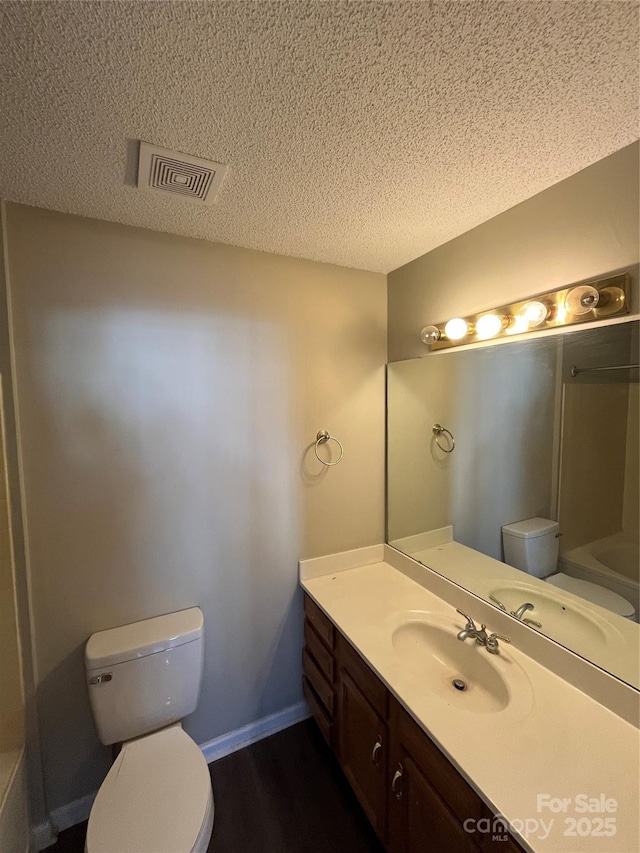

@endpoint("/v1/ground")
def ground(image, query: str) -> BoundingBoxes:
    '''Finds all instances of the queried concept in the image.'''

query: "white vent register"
[137,142,227,204]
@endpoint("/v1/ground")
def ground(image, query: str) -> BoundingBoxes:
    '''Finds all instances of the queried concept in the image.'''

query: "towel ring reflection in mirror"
[432,424,455,453]
[315,430,344,466]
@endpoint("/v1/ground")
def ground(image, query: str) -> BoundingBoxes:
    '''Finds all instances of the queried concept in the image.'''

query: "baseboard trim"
[32,701,310,850]
[30,821,54,852]
[200,700,311,764]
[33,790,98,850]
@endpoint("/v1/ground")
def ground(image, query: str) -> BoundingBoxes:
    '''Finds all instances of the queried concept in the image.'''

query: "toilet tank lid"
[501,518,559,539]
[86,607,203,670]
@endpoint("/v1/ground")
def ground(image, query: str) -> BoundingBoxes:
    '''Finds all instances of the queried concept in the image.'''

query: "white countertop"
[301,555,640,853]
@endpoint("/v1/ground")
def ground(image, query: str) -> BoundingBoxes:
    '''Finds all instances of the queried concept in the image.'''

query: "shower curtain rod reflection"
[570,363,640,377]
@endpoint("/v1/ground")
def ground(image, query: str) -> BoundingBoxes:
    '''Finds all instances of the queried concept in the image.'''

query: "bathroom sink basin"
[489,583,611,647]
[391,615,511,713]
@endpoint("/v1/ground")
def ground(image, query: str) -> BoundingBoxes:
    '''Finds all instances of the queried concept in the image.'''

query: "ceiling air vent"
[137,142,227,204]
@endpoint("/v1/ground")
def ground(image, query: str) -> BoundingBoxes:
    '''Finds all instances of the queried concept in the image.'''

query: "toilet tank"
[501,517,560,579]
[85,607,204,745]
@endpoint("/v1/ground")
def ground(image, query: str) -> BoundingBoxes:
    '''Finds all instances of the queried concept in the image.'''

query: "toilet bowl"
[84,608,214,853]
[85,725,213,853]
[501,518,636,621]
[545,572,635,620]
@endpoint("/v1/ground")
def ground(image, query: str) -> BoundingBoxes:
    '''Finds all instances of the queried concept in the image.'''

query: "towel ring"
[432,423,455,453]
[315,430,344,466]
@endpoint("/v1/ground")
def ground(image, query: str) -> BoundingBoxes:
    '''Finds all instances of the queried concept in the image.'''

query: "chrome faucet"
[490,596,542,628]
[512,602,542,628]
[456,610,488,643]
[456,610,511,654]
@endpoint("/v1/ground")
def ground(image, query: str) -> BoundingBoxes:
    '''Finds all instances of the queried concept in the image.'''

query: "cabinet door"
[338,668,387,838]
[389,754,479,853]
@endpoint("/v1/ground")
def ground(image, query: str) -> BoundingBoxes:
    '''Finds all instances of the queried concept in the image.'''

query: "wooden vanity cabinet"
[337,632,389,838]
[301,593,525,853]
[302,595,336,747]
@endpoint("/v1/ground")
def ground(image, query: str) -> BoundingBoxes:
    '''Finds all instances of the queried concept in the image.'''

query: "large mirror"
[387,318,639,688]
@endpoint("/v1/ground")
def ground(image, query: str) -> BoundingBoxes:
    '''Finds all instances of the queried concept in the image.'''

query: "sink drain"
[452,678,467,691]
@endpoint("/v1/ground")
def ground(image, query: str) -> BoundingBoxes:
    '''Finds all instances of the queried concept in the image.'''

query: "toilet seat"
[546,572,636,619]
[86,724,214,853]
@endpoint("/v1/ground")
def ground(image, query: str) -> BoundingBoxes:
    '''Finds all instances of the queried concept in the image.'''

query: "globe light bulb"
[444,318,469,341]
[520,301,548,327]
[506,314,530,335]
[420,325,442,345]
[565,285,599,316]
[475,313,504,340]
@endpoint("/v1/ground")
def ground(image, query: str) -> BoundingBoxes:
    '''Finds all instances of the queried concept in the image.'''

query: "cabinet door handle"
[391,764,403,800]
[371,736,383,766]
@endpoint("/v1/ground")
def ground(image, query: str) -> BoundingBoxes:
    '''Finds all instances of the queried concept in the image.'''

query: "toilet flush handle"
[89,672,112,685]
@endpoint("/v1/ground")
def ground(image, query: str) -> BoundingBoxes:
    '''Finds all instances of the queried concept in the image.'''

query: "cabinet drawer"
[304,594,335,650]
[304,619,335,683]
[394,701,483,826]
[303,676,332,747]
[302,648,334,716]
[337,633,388,720]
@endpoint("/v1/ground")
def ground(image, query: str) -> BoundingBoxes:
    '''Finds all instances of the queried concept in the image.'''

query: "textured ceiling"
[0,1,638,273]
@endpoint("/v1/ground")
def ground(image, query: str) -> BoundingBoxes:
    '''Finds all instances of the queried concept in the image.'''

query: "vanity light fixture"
[420,273,630,350]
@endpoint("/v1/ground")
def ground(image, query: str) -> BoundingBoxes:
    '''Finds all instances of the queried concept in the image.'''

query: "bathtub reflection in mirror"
[387,318,639,688]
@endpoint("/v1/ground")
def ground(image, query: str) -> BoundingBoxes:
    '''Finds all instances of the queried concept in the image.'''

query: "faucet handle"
[490,594,507,612]
[486,632,511,654]
[488,632,511,643]
[523,618,542,628]
[456,609,476,628]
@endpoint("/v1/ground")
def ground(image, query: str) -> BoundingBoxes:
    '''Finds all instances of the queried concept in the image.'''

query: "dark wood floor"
[48,718,384,852]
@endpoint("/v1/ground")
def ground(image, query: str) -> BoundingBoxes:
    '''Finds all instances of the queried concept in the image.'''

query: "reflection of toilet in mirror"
[501,517,636,622]
[84,608,214,853]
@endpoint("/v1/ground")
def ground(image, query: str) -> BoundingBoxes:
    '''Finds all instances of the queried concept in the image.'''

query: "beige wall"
[623,383,639,539]
[559,383,630,553]
[388,142,640,362]
[0,395,24,755]
[558,323,636,553]
[622,320,639,540]
[3,203,386,816]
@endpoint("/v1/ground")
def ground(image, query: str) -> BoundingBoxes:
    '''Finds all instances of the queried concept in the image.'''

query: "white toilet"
[84,607,214,853]
[501,518,636,620]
